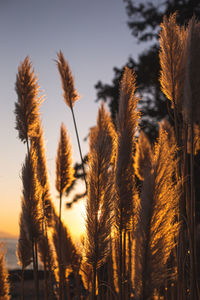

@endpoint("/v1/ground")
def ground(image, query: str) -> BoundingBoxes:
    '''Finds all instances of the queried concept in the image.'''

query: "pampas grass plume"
[115,66,140,230]
[17,212,32,269]
[21,146,42,241]
[159,13,187,110]
[56,123,74,195]
[134,128,180,299]
[134,130,153,180]
[15,56,43,143]
[56,51,80,108]
[31,124,54,226]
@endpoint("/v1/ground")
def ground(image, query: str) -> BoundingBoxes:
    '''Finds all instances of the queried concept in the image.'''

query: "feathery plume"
[183,16,200,124]
[32,124,54,226]
[133,128,180,299]
[16,212,32,269]
[0,244,10,300]
[159,119,176,146]
[21,146,42,241]
[115,66,140,230]
[15,56,42,144]
[56,51,87,192]
[134,130,153,181]
[85,104,116,298]
[56,50,80,108]
[55,123,74,299]
[21,145,42,299]
[159,13,187,111]
[115,66,140,300]
[16,213,32,300]
[56,123,74,195]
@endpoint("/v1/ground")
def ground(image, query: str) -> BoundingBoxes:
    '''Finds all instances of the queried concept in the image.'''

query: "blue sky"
[0,0,147,238]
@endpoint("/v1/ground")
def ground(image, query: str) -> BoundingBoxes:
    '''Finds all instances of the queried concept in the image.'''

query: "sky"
[0,0,147,239]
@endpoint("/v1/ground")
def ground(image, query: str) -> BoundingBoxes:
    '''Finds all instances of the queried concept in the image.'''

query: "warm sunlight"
[1,1,200,300]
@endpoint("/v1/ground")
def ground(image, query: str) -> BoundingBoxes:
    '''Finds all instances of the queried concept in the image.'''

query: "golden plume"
[133,128,180,299]
[16,212,32,270]
[159,13,187,111]
[159,119,176,146]
[15,56,43,144]
[56,51,87,192]
[114,67,140,300]
[134,130,153,181]
[56,50,80,108]
[31,124,54,226]
[21,145,42,242]
[56,123,74,195]
[115,66,140,230]
[55,123,74,300]
[85,103,116,298]
[0,244,10,300]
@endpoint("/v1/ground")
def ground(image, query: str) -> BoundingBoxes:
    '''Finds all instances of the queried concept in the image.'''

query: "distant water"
[0,238,44,270]
[0,238,19,270]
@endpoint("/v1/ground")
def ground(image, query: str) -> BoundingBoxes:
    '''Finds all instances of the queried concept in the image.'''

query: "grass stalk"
[70,104,88,191]
[21,268,24,300]
[59,191,64,300]
[32,239,39,300]
[190,123,199,299]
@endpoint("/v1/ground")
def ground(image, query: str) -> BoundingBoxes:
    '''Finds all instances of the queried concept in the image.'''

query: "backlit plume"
[134,128,180,299]
[56,123,74,195]
[15,56,42,143]
[134,130,153,181]
[159,13,187,110]
[56,50,80,108]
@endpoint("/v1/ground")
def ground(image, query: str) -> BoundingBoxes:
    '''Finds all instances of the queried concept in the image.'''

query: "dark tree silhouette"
[95,0,200,140]
[66,0,200,207]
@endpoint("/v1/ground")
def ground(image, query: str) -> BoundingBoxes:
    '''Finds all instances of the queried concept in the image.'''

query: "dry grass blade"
[56,51,80,108]
[0,244,10,300]
[15,56,43,143]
